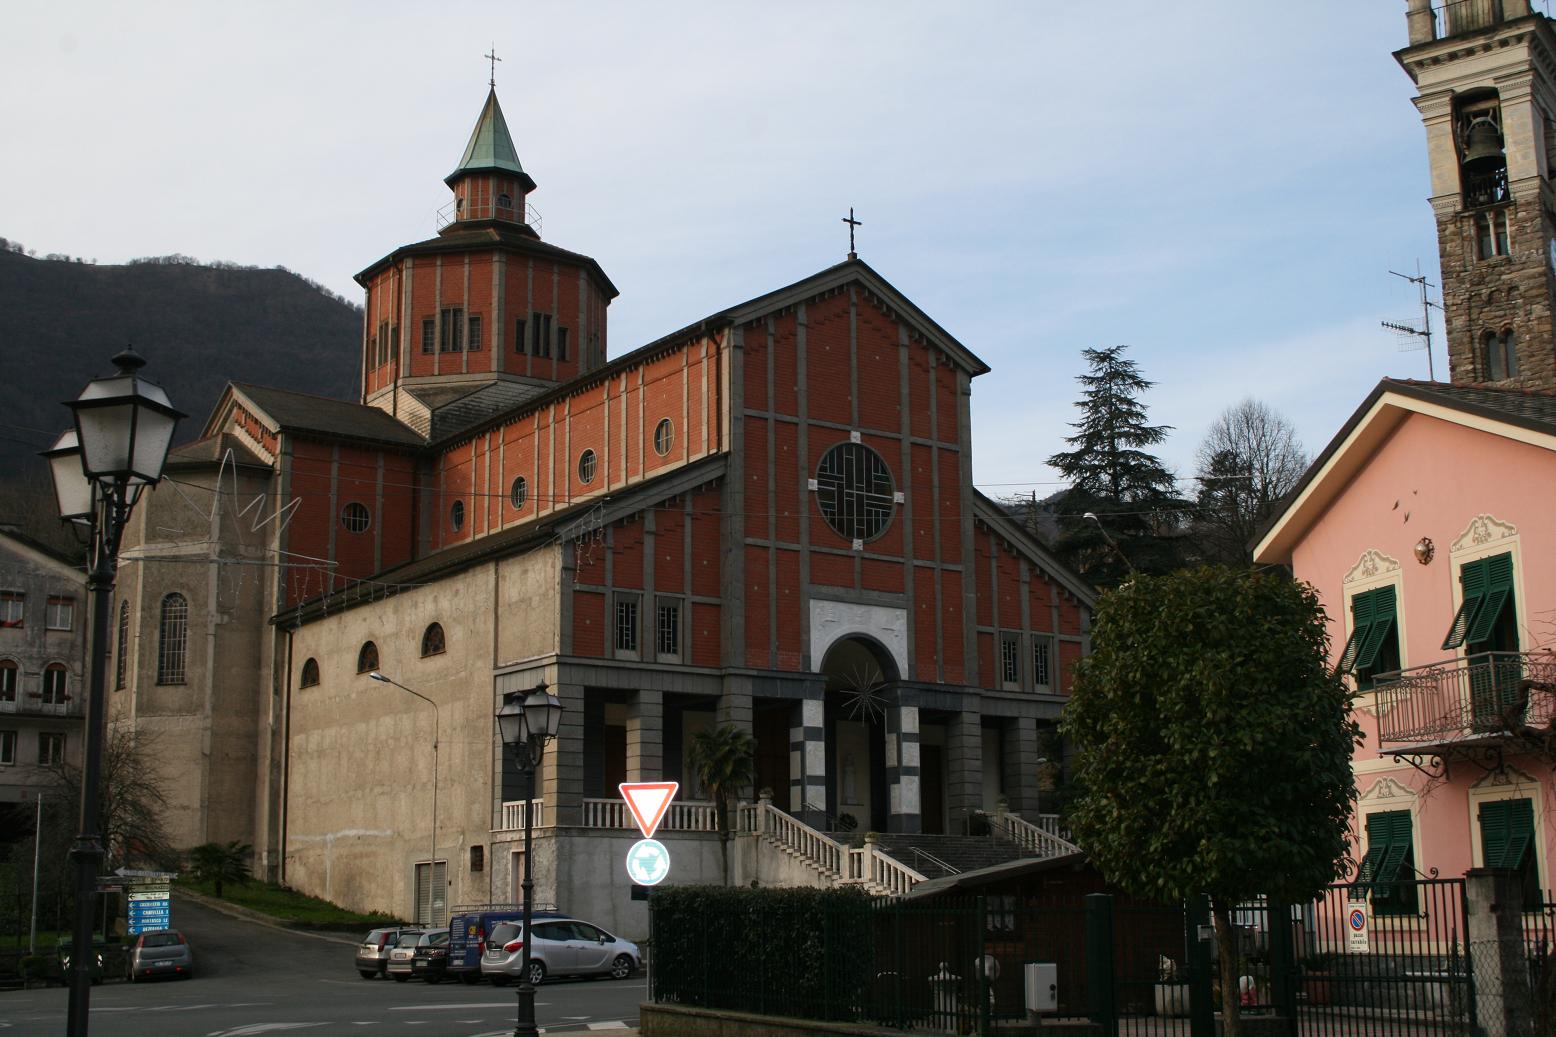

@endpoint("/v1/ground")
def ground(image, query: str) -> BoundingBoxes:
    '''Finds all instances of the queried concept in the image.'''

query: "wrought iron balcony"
[1376,651,1556,747]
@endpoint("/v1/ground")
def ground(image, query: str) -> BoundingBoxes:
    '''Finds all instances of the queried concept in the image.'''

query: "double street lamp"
[495,683,564,1037]
[45,349,184,1037]
[369,671,440,926]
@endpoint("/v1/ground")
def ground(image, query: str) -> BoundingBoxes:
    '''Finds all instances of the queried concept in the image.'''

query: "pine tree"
[1047,345,1183,585]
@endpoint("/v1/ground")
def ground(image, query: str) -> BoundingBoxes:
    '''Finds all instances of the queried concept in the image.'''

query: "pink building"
[1255,380,1556,911]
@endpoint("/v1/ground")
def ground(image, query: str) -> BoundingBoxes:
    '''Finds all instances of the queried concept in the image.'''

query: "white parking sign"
[1346,901,1369,953]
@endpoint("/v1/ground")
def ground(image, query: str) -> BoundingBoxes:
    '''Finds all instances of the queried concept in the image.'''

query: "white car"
[481,917,640,986]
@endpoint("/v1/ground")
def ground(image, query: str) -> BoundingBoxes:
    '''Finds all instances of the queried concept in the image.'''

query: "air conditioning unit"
[1024,962,1057,1014]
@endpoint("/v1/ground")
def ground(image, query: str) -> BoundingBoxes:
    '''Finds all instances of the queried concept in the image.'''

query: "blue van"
[445,904,564,983]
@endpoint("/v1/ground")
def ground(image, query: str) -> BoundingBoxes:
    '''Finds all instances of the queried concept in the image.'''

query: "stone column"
[626,689,663,782]
[946,701,983,832]
[1405,0,1435,46]
[790,697,826,826]
[1466,868,1534,1037]
[541,681,586,826]
[885,703,921,833]
[1001,715,1042,818]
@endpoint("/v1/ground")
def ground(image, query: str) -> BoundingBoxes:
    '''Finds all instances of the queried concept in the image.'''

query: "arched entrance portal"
[820,636,896,833]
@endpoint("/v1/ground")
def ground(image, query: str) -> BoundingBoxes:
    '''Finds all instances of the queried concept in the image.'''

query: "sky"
[1,1,1463,500]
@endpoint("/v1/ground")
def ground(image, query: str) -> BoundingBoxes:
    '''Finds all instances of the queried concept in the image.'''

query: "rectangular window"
[999,633,1020,689]
[39,732,64,766]
[1354,810,1418,915]
[467,314,483,352]
[1341,586,1401,690]
[0,730,13,765]
[46,596,74,632]
[41,667,66,704]
[421,318,436,355]
[0,592,23,628]
[656,597,682,661]
[514,317,527,354]
[1032,636,1054,692]
[376,320,391,367]
[1480,798,1540,909]
[556,326,569,362]
[1476,210,1511,260]
[531,312,553,358]
[439,307,465,353]
[985,893,1017,933]
[0,664,14,701]
[390,324,399,365]
[413,860,447,928]
[614,594,640,656]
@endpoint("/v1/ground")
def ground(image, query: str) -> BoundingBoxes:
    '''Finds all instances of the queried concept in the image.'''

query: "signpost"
[1346,901,1370,954]
[128,890,171,934]
[619,782,678,887]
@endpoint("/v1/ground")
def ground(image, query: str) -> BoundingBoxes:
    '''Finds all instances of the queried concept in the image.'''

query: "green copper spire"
[446,88,534,189]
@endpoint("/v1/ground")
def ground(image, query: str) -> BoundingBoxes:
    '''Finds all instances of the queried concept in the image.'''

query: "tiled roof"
[166,432,270,469]
[231,384,424,447]
[1387,379,1556,433]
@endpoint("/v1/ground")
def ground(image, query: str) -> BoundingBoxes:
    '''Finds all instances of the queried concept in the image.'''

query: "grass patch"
[174,877,400,930]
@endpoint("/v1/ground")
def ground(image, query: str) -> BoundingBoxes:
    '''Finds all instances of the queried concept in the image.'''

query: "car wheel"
[526,960,546,987]
[393,974,409,983]
[610,954,635,980]
[425,975,442,985]
[358,970,376,980]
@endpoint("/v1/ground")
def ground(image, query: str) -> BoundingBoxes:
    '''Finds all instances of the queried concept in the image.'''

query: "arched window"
[421,623,446,657]
[450,500,465,531]
[299,658,319,688]
[157,593,188,685]
[578,449,597,485]
[42,664,68,704]
[116,601,129,690]
[357,641,379,674]
[497,193,513,209]
[0,660,16,702]
[510,476,528,511]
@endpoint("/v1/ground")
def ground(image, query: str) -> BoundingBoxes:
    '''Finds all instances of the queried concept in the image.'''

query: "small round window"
[578,449,597,485]
[815,441,895,542]
[341,502,370,534]
[654,418,674,457]
[510,476,528,510]
[450,500,465,531]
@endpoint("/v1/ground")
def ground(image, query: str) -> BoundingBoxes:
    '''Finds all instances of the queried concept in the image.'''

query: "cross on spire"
[842,207,862,260]
[485,46,502,88]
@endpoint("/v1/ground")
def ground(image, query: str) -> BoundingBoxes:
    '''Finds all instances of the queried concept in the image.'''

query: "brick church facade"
[110,87,1092,929]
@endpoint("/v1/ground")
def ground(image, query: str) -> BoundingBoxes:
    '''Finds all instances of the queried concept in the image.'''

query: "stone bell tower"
[1397,0,1556,390]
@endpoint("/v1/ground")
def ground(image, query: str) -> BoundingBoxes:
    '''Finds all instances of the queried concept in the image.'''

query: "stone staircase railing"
[846,838,927,896]
[987,809,1081,858]
[740,797,846,881]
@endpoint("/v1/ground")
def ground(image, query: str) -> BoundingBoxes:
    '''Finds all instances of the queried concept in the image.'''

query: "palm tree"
[187,840,252,898]
[688,725,756,886]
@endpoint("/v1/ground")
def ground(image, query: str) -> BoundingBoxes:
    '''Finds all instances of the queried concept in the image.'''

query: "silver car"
[356,926,416,979]
[387,928,445,982]
[125,930,194,982]
[480,917,640,986]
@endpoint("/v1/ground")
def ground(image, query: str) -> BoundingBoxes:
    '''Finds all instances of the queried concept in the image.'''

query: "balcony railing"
[1463,168,1510,208]
[1376,651,1556,745]
[0,695,81,717]
[436,199,542,233]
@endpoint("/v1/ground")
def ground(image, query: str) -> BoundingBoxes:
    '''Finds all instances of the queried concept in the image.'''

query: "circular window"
[654,418,674,457]
[341,502,370,534]
[450,499,465,531]
[815,441,895,542]
[578,449,597,485]
[510,476,528,510]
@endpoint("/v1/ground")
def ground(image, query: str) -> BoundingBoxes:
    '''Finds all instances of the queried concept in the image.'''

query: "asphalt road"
[2,896,646,1036]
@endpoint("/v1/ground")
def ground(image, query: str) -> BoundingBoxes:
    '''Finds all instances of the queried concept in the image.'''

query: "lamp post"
[1082,511,1136,575]
[496,683,563,1037]
[45,349,183,1037]
[369,671,440,925]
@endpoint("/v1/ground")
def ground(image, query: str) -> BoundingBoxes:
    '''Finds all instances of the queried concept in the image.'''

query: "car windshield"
[430,931,449,947]
[365,928,395,944]
[395,933,422,948]
[141,933,181,948]
[489,922,522,944]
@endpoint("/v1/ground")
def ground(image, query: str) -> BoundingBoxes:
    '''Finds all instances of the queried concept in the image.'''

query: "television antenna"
[1380,263,1440,381]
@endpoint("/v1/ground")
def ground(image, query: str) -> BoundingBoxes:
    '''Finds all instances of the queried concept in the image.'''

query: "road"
[3,896,646,1035]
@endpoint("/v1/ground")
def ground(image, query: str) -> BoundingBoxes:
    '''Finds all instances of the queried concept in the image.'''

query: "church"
[108,83,1092,932]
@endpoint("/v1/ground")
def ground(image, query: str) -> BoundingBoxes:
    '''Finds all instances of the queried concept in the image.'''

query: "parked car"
[445,907,566,984]
[386,929,444,982]
[411,929,452,983]
[481,917,640,986]
[355,926,416,979]
[54,937,104,986]
[125,930,194,982]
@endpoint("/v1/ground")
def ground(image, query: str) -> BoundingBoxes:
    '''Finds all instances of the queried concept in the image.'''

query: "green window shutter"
[1464,553,1515,646]
[1505,798,1535,871]
[1480,799,1512,868]
[1354,587,1399,673]
[1342,592,1378,674]
[1443,558,1490,650]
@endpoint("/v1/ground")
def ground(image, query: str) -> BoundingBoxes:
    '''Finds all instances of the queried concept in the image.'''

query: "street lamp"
[1082,511,1136,575]
[496,683,564,1037]
[46,348,183,1037]
[369,671,440,926]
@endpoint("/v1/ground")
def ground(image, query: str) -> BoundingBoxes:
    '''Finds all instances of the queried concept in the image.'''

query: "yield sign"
[619,781,679,839]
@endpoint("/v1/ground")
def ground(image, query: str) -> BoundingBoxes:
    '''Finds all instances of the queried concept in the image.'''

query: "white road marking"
[209,1025,327,1037]
[587,1024,629,1031]
[389,1002,517,1010]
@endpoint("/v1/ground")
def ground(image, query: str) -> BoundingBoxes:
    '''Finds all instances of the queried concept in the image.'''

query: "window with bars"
[1353,810,1418,915]
[422,318,436,355]
[615,595,640,657]
[1340,585,1401,690]
[1479,797,1539,909]
[510,476,527,510]
[815,441,895,542]
[45,596,74,631]
[42,664,67,704]
[39,732,64,766]
[0,730,13,765]
[578,449,597,485]
[467,314,483,352]
[116,601,129,690]
[341,502,371,534]
[1,592,24,628]
[656,597,682,660]
[157,593,188,685]
[999,634,1021,689]
[0,661,15,701]
[439,308,465,352]
[1032,636,1054,691]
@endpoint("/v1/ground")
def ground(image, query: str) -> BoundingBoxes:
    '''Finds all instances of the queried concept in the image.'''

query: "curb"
[174,888,362,947]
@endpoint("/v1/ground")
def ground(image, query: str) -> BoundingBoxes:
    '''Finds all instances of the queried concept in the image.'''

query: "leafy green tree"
[1060,567,1360,1036]
[187,841,253,898]
[1191,399,1308,566]
[1047,345,1184,585]
[688,725,757,886]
